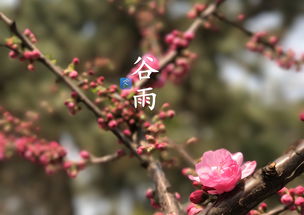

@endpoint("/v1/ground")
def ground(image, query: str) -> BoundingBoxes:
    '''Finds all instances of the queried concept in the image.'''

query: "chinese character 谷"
[133,87,156,110]
[130,56,159,80]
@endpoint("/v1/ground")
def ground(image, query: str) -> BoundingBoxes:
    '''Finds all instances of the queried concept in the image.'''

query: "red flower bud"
[189,190,206,204]
[72,57,80,65]
[146,188,154,199]
[108,120,118,128]
[280,194,293,205]
[80,150,90,160]
[295,197,304,206]
[69,70,78,79]
[299,112,304,121]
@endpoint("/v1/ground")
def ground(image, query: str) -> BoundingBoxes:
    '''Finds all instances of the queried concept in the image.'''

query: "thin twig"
[170,144,196,166]
[263,205,289,215]
[212,12,302,66]
[90,151,125,164]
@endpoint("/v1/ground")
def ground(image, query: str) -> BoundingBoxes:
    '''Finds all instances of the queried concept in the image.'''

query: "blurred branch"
[263,205,288,215]
[89,150,125,164]
[199,139,304,215]
[0,12,182,214]
[169,143,196,166]
[212,12,302,66]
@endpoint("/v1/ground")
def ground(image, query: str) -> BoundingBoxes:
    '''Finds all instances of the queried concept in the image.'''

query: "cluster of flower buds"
[134,103,176,155]
[63,58,80,79]
[278,186,304,211]
[6,28,41,71]
[165,30,196,50]
[24,28,38,43]
[0,107,38,137]
[0,108,90,178]
[64,91,81,115]
[146,188,161,209]
[16,137,67,173]
[157,50,197,85]
[246,32,303,70]
[96,87,144,132]
[63,158,87,178]
[248,186,304,214]
[247,202,268,215]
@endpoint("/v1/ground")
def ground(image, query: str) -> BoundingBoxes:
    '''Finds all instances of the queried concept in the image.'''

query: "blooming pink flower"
[189,149,256,194]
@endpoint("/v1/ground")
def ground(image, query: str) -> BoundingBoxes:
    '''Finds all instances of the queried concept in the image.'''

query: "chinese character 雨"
[133,87,156,110]
[130,56,159,80]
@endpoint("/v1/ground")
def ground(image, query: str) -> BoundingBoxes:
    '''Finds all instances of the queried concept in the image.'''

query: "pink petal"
[198,149,231,167]
[241,161,257,179]
[232,152,243,166]
[188,175,200,183]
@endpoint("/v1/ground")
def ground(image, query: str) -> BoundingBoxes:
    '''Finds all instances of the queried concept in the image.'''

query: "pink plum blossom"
[189,149,256,194]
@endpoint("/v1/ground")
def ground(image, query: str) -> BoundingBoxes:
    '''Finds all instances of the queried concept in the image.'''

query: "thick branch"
[200,139,304,215]
[148,158,182,214]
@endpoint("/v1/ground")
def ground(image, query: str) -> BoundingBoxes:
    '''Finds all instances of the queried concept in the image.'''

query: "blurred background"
[0,0,304,214]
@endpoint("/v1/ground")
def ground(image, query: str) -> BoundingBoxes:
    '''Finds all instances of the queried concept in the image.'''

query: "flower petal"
[188,175,200,183]
[232,152,243,166]
[241,161,257,179]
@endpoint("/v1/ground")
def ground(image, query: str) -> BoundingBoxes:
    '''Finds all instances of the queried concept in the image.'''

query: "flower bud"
[280,194,293,205]
[300,112,304,121]
[146,188,154,199]
[189,190,206,204]
[295,197,304,206]
[72,57,80,65]
[80,150,90,160]
[278,187,288,195]
[108,120,118,128]
[295,185,304,195]
[69,70,78,79]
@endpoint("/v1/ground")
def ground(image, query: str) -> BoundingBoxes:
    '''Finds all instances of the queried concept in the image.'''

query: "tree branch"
[263,205,288,215]
[170,143,196,166]
[137,0,226,88]
[212,12,303,67]
[199,139,304,215]
[0,12,183,214]
[89,151,125,164]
